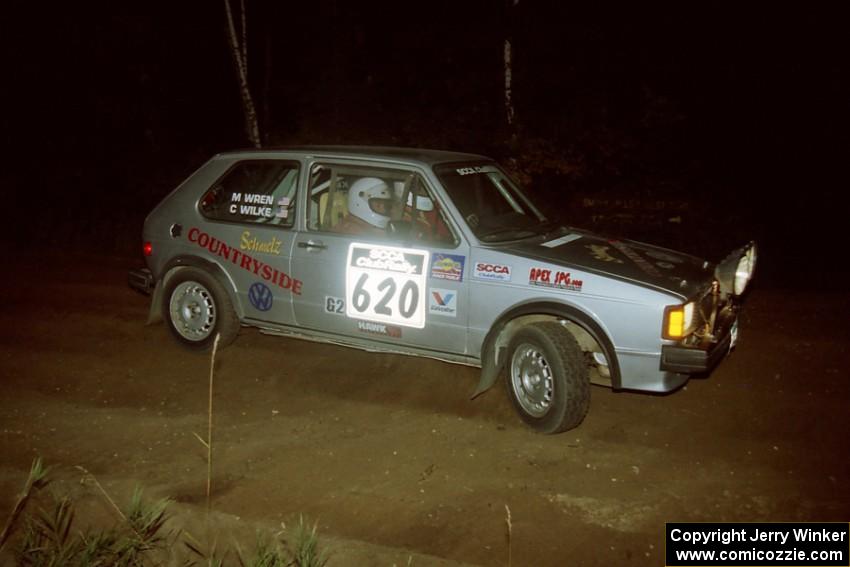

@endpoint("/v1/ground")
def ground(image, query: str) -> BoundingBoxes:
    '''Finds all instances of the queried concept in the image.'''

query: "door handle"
[297,240,327,250]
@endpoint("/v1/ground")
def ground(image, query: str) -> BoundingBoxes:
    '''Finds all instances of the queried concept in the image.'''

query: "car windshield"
[434,162,552,242]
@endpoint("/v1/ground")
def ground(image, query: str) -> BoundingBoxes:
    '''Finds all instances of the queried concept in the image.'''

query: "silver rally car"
[130,146,756,433]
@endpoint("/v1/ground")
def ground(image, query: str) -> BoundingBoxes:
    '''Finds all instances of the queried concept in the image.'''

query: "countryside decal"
[187,227,303,295]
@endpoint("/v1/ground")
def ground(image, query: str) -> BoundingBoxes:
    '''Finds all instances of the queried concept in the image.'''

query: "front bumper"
[660,306,738,373]
[128,267,154,295]
[660,327,733,373]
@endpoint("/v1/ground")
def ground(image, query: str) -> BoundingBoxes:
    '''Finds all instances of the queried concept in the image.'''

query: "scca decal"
[528,267,583,292]
[473,262,512,282]
[188,227,303,295]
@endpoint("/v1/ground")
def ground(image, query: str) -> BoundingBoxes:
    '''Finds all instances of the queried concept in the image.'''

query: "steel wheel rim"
[169,281,216,341]
[510,343,554,417]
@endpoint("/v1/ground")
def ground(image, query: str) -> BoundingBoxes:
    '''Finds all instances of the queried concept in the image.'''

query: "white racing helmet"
[348,177,393,228]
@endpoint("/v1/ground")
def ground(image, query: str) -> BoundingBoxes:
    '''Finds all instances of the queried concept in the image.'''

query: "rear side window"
[199,160,299,227]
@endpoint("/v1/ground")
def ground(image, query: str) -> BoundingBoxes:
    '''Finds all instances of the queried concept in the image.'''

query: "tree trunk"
[504,37,516,128]
[503,0,519,142]
[224,0,261,148]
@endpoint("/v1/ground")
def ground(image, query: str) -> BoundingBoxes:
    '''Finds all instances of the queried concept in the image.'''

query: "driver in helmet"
[394,181,438,240]
[336,177,394,236]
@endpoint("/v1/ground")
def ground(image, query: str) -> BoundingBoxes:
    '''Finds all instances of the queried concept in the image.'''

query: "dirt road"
[1,252,848,565]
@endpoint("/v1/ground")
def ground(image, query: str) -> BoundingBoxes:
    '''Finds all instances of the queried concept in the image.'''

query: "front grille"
[688,281,724,345]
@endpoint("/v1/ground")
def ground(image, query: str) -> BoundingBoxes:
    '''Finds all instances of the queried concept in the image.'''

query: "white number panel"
[345,243,430,329]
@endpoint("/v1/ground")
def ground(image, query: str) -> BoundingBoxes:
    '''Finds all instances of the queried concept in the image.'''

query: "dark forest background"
[2,2,847,288]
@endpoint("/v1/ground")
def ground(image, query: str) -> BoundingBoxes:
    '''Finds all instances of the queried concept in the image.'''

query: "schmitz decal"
[430,253,465,282]
[240,230,283,254]
[528,267,583,292]
[346,243,429,329]
[428,289,457,317]
[473,262,512,282]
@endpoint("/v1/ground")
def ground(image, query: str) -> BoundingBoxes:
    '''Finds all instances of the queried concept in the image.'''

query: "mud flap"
[146,281,163,325]
[471,341,505,399]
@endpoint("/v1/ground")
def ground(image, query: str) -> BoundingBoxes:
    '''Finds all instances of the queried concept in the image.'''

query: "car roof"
[215,145,491,167]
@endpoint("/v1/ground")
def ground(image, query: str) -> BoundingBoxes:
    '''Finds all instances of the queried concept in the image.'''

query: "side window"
[199,160,299,227]
[307,164,456,246]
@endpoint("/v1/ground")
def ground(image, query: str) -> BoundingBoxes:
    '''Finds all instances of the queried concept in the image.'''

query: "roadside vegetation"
[0,458,330,567]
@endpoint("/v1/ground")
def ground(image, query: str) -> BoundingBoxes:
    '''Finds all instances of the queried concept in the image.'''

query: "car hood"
[502,228,715,298]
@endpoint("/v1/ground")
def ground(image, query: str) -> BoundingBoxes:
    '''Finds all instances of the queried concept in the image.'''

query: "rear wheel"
[505,321,590,433]
[163,268,239,350]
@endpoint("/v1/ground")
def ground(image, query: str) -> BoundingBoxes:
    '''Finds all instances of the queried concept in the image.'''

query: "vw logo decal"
[248,282,273,312]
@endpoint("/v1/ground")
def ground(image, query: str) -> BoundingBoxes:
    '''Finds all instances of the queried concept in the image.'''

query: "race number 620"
[345,243,429,329]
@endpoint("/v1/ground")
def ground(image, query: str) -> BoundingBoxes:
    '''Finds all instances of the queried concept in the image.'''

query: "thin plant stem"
[0,458,47,552]
[76,465,128,524]
[505,504,512,567]
[207,333,220,514]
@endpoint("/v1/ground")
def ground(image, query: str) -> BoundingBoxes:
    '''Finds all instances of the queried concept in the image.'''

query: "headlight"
[715,241,757,297]
[734,254,752,295]
[663,301,696,340]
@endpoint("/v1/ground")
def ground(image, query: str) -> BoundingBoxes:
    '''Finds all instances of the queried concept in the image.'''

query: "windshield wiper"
[477,227,538,242]
[533,221,564,239]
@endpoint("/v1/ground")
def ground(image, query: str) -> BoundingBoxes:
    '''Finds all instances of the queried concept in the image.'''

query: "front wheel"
[505,322,590,433]
[163,268,239,351]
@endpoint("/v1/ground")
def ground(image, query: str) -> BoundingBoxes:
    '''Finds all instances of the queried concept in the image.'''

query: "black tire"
[162,267,239,351]
[505,321,590,433]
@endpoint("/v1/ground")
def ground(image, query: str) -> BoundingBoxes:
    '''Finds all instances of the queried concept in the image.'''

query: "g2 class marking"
[325,296,345,314]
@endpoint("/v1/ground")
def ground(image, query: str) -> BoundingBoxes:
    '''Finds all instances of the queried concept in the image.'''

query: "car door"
[290,160,469,355]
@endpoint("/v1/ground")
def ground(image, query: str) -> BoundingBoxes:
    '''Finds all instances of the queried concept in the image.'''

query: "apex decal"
[528,267,583,292]
[188,227,303,295]
[473,262,512,282]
